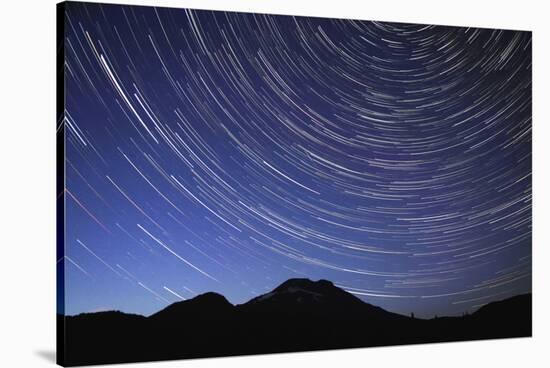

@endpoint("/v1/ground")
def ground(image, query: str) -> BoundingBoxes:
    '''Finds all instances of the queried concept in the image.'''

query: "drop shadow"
[35,350,56,363]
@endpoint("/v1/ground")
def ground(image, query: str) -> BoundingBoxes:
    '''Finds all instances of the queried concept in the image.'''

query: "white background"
[0,0,548,367]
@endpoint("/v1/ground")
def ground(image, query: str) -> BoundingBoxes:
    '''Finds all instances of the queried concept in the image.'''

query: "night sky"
[61,2,532,318]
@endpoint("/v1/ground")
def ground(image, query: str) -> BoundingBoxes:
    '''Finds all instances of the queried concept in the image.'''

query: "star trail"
[60,2,531,318]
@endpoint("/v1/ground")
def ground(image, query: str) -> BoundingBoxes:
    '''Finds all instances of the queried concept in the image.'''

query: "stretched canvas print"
[56,1,532,366]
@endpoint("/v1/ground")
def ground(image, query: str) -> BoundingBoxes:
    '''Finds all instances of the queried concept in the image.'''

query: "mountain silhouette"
[242,278,370,310]
[149,292,235,325]
[57,278,531,366]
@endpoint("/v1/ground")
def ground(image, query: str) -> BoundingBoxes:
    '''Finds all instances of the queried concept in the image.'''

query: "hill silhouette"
[57,278,531,366]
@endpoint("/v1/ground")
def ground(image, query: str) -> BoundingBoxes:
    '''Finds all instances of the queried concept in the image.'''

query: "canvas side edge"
[56,2,67,367]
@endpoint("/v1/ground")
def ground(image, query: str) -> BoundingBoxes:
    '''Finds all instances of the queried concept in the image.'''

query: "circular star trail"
[61,3,531,318]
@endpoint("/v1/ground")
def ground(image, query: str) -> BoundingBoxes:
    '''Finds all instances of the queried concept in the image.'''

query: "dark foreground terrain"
[57,278,531,366]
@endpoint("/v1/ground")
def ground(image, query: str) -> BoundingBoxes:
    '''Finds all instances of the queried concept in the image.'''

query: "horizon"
[60,2,532,320]
[62,277,532,320]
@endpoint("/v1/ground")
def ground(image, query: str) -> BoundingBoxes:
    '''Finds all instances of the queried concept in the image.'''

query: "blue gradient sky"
[60,2,531,318]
